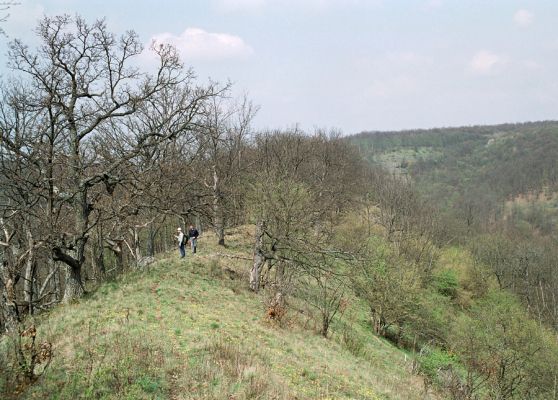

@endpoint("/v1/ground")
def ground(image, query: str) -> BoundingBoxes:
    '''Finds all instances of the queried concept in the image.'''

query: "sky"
[1,0,557,134]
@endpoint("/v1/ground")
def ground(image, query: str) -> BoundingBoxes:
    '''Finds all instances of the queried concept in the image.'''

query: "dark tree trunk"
[1,228,22,333]
[147,225,157,257]
[321,316,330,338]
[250,220,265,292]
[92,234,106,281]
[63,264,85,303]
[52,259,61,302]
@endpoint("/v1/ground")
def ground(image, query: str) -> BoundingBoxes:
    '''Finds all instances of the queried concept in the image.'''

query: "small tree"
[297,258,347,338]
[351,238,421,339]
[198,94,257,246]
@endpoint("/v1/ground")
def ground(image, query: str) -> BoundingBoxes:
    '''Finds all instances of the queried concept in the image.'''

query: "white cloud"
[470,50,505,74]
[514,9,534,27]
[522,60,541,70]
[148,28,253,61]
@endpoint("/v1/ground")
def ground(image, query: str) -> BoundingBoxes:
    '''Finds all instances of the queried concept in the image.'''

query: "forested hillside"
[350,121,558,356]
[2,15,558,400]
[351,121,558,233]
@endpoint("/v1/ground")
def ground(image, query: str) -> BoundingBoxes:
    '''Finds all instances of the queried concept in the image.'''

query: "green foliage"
[415,346,457,384]
[351,123,558,330]
[351,121,558,233]
[137,375,162,394]
[99,281,120,296]
[340,326,367,358]
[409,291,453,345]
[450,290,558,399]
[207,259,223,279]
[433,269,459,298]
[351,237,422,339]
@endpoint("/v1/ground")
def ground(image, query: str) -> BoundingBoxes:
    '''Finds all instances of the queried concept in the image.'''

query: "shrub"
[433,269,459,298]
[450,290,558,399]
[208,259,223,279]
[415,346,457,384]
[0,324,53,398]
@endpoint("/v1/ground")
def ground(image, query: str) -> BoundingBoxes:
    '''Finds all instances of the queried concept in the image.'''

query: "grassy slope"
[2,227,441,400]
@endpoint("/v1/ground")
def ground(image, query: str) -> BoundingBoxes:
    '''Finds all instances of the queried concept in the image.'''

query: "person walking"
[188,225,199,254]
[175,227,186,258]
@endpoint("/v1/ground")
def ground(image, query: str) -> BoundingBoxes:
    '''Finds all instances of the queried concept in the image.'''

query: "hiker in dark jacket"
[188,225,199,254]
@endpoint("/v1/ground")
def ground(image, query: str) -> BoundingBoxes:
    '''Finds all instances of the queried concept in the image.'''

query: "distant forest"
[350,121,558,235]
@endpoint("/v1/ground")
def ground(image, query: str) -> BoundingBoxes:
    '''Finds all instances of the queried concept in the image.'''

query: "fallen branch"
[215,252,252,261]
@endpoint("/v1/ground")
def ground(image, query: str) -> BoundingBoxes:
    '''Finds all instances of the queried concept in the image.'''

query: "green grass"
[1,227,443,399]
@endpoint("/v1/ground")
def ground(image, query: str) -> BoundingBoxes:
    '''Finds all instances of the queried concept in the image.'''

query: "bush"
[21,323,169,399]
[415,346,457,384]
[433,269,459,298]
[0,324,53,398]
[403,291,453,347]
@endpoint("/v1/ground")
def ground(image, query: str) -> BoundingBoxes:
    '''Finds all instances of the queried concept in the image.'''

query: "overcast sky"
[1,0,557,134]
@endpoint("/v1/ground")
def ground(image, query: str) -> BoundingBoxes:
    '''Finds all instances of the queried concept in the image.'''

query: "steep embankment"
[1,227,438,400]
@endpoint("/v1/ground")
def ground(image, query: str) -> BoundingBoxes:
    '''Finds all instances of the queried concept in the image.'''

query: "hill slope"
[349,121,558,232]
[1,227,438,400]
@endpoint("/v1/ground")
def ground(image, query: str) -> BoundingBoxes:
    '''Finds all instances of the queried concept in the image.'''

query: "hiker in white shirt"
[175,227,186,258]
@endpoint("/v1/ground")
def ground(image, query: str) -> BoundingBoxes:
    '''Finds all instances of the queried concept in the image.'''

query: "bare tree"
[199,93,258,246]
[247,130,364,334]
[5,15,214,302]
[0,81,50,329]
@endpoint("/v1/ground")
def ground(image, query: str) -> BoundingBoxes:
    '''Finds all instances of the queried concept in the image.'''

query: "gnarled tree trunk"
[1,222,22,333]
[63,263,85,303]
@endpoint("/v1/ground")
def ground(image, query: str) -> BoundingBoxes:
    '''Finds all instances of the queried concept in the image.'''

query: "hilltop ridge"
[1,227,437,400]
